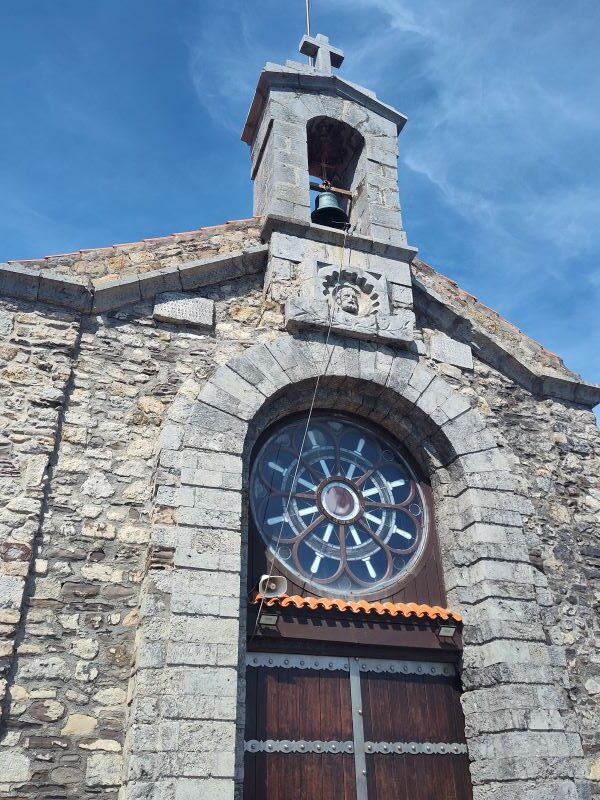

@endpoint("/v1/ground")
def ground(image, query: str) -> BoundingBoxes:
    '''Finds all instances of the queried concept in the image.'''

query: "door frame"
[244,651,467,800]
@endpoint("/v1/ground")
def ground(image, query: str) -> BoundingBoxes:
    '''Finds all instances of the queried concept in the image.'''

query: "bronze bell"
[311,190,349,229]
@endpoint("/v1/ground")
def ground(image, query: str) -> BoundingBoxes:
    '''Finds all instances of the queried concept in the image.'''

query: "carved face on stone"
[320,267,382,318]
[335,284,360,315]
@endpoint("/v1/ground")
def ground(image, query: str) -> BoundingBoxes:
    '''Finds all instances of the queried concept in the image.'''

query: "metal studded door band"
[365,741,468,755]
[246,653,349,671]
[244,739,467,755]
[246,652,456,677]
[245,740,354,753]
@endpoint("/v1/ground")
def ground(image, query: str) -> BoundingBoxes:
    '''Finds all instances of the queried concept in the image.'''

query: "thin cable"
[251,225,352,639]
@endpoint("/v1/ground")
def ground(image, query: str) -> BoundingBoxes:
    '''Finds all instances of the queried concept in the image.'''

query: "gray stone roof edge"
[0,245,269,315]
[242,67,407,145]
[260,215,418,264]
[3,231,596,406]
[412,275,600,408]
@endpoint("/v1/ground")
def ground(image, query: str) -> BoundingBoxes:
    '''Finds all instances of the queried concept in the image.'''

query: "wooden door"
[244,653,356,800]
[244,653,473,800]
[361,665,472,799]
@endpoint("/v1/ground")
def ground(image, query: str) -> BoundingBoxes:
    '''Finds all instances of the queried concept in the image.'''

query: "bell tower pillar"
[242,33,411,248]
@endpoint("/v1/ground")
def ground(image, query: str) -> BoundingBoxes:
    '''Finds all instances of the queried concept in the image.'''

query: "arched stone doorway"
[120,333,579,800]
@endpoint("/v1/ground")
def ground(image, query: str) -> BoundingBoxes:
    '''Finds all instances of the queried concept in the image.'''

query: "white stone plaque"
[153,292,215,329]
[429,332,473,370]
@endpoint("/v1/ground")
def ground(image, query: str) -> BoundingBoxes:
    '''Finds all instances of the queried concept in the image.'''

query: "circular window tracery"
[249,413,429,598]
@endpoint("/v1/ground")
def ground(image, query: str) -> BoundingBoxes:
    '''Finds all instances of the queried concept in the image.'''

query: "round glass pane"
[249,413,428,597]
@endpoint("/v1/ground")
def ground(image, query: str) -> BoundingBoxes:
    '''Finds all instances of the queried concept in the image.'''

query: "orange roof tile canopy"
[253,594,462,623]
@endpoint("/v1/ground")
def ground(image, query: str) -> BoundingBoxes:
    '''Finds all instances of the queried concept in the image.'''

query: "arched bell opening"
[307,116,365,231]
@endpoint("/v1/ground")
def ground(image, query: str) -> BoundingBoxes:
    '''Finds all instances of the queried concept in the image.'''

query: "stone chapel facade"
[0,33,599,800]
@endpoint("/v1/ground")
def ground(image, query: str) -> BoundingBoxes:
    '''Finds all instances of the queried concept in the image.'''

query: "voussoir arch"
[129,333,574,800]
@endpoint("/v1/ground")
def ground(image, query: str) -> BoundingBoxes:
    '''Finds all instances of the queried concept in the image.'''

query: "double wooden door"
[244,652,472,800]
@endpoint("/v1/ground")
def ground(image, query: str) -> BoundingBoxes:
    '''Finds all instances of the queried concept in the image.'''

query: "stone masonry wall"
[7,219,262,281]
[0,299,80,734]
[0,268,279,797]
[0,229,598,797]
[418,320,600,794]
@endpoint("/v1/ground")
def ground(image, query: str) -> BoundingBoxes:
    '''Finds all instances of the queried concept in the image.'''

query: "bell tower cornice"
[241,62,407,147]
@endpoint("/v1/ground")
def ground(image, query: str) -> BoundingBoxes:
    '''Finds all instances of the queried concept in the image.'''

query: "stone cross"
[299,33,345,76]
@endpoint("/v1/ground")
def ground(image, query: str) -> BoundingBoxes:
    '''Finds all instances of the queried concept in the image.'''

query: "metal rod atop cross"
[305,0,314,65]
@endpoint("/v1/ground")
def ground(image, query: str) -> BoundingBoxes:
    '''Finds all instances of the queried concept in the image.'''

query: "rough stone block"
[174,779,234,800]
[92,274,142,312]
[472,779,580,800]
[153,292,215,330]
[85,752,122,787]
[139,266,183,299]
[188,403,246,444]
[180,665,238,694]
[266,336,319,383]
[227,345,289,395]
[468,730,582,762]
[176,504,241,531]
[430,332,474,370]
[0,574,25,606]
[242,244,269,273]
[0,750,30,784]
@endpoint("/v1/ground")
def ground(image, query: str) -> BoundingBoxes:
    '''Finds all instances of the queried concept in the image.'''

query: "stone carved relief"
[285,262,414,348]
[334,283,361,315]
[320,268,381,317]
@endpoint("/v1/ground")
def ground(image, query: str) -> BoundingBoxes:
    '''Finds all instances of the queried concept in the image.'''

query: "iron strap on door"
[245,653,467,800]
[246,652,457,676]
[349,657,368,800]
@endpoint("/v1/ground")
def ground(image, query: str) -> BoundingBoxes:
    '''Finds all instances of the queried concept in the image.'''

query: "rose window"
[249,413,428,597]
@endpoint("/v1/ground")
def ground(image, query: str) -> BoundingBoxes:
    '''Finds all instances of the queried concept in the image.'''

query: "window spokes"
[250,414,428,598]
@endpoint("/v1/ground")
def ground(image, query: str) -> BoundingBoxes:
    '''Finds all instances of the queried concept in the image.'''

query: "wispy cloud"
[310,1,600,379]
[183,2,274,135]
[335,0,600,258]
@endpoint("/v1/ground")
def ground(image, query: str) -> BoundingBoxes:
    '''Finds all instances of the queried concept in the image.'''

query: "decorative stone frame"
[285,259,415,347]
[121,333,585,800]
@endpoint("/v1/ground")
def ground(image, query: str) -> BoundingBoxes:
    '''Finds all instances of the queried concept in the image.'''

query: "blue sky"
[1,1,599,387]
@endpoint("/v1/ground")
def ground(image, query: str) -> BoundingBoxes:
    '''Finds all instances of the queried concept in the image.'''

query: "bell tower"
[242,33,410,247]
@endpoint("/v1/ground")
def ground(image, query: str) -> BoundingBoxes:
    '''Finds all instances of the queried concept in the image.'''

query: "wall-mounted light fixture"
[435,621,458,640]
[258,612,279,627]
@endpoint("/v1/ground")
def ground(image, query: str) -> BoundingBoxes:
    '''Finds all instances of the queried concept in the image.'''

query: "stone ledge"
[261,215,418,264]
[285,296,416,350]
[0,246,268,315]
